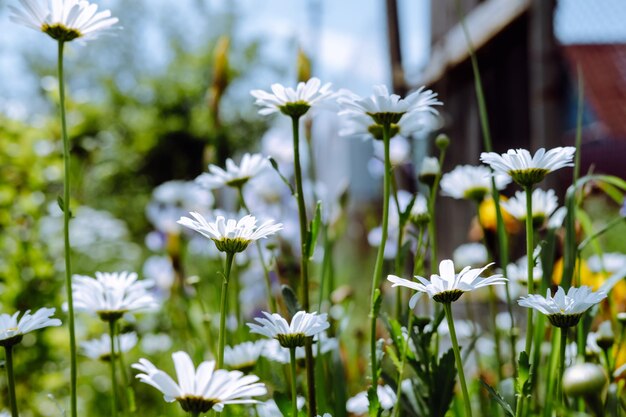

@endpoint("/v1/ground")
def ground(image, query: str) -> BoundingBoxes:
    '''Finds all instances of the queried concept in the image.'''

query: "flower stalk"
[524,185,535,355]
[369,122,392,384]
[290,346,298,417]
[58,39,78,417]
[289,114,317,416]
[108,319,119,417]
[443,302,473,417]
[217,251,235,369]
[4,345,19,417]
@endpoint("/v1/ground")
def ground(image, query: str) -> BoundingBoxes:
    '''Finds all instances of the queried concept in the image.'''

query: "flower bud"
[562,363,608,397]
[595,321,614,351]
[617,312,626,325]
[435,134,450,151]
[418,156,440,187]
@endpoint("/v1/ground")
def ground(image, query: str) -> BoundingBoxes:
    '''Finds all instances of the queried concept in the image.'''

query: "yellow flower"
[478,196,520,234]
[552,258,595,288]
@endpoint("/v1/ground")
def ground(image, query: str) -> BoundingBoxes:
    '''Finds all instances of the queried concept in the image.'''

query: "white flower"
[418,156,440,186]
[501,188,558,223]
[339,85,441,129]
[251,77,334,117]
[72,271,158,321]
[223,340,265,371]
[409,194,429,225]
[518,286,607,328]
[10,0,119,42]
[548,206,568,229]
[132,351,267,413]
[452,243,488,269]
[0,307,61,347]
[196,153,269,190]
[387,259,507,305]
[346,385,396,415]
[440,165,510,201]
[340,112,430,141]
[247,311,330,348]
[81,332,137,361]
[587,253,626,273]
[370,136,411,167]
[480,147,576,187]
[177,213,282,254]
[146,180,213,234]
[505,256,543,286]
[262,333,337,364]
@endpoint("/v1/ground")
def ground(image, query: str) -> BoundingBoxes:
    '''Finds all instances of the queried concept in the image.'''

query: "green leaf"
[57,196,72,217]
[367,385,381,417]
[372,289,383,318]
[596,180,625,205]
[306,201,322,259]
[281,285,302,317]
[515,351,532,398]
[430,348,457,417]
[274,391,294,417]
[269,157,295,195]
[480,380,515,417]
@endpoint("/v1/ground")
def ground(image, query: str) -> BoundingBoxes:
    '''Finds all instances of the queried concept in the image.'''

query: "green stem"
[217,252,235,369]
[391,174,405,319]
[290,347,298,417]
[443,302,473,417]
[369,123,392,384]
[4,345,19,417]
[190,412,200,417]
[237,187,277,312]
[524,186,535,356]
[392,313,415,417]
[427,148,446,270]
[115,322,134,414]
[556,328,568,409]
[108,320,119,417]
[453,0,515,377]
[542,332,561,417]
[58,40,78,417]
[290,115,316,416]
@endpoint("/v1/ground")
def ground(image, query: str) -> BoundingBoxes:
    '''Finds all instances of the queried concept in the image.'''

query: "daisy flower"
[418,156,440,186]
[387,259,507,305]
[132,351,267,414]
[339,85,441,127]
[340,111,431,141]
[9,0,119,43]
[501,188,558,225]
[196,153,269,190]
[81,332,137,361]
[518,286,607,328]
[409,194,429,226]
[0,307,62,347]
[72,271,158,322]
[346,385,397,415]
[177,213,282,254]
[480,147,576,187]
[247,311,330,348]
[440,165,511,201]
[251,77,334,118]
[223,340,266,371]
[452,243,488,269]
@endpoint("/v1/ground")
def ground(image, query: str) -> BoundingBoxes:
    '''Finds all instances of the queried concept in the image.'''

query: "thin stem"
[391,174,405,319]
[290,347,298,417]
[4,345,19,417]
[392,313,415,417]
[369,123,392,384]
[556,328,568,408]
[190,412,200,417]
[58,40,78,417]
[237,187,277,312]
[217,252,235,369]
[443,302,473,417]
[108,320,119,417]
[427,147,446,270]
[524,186,535,356]
[290,115,316,416]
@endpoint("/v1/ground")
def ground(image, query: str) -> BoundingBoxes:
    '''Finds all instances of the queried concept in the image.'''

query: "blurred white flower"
[587,253,626,273]
[248,311,330,348]
[480,147,575,187]
[346,385,396,415]
[452,243,488,269]
[196,153,269,190]
[133,351,267,413]
[518,286,607,328]
[0,307,61,347]
[388,259,506,306]
[146,180,213,234]
[419,156,440,177]
[81,332,137,361]
[251,77,334,117]
[72,271,158,321]
[506,256,543,286]
[501,188,558,223]
[223,340,266,371]
[178,213,282,254]
[440,165,510,201]
[10,0,119,42]
[262,333,338,364]
[140,333,172,355]
[368,190,414,259]
[142,256,175,294]
[547,206,568,229]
